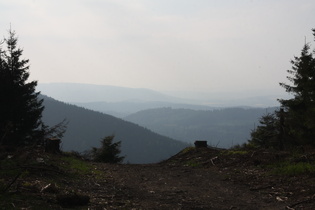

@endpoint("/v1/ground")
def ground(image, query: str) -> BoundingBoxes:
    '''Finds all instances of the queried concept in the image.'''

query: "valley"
[41,95,188,164]
[38,83,281,161]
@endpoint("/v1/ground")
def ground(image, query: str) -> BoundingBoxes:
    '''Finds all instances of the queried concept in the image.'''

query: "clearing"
[1,147,315,209]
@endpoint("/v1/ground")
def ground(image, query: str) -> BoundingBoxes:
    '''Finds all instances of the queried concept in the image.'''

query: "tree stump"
[194,140,208,148]
[45,138,61,153]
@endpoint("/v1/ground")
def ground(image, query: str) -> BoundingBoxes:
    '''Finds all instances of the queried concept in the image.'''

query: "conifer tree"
[250,29,315,148]
[0,29,44,147]
[278,29,315,145]
[249,112,280,149]
[91,135,125,163]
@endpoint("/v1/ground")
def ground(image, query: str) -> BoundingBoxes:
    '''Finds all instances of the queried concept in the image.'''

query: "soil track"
[82,147,315,209]
[2,147,315,209]
[90,163,284,209]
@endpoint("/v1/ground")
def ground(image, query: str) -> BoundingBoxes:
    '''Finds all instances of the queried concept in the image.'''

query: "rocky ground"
[1,146,315,209]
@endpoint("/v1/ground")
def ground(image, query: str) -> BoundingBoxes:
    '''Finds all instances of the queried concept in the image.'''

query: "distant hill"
[40,95,188,163]
[37,83,286,118]
[74,101,217,118]
[37,82,220,118]
[37,83,184,103]
[124,107,278,148]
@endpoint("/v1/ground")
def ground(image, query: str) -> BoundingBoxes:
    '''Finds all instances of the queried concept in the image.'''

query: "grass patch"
[223,150,248,155]
[0,151,99,209]
[0,192,58,209]
[0,159,21,177]
[180,147,195,155]
[272,161,315,176]
[184,160,201,167]
[59,156,93,175]
[0,158,27,192]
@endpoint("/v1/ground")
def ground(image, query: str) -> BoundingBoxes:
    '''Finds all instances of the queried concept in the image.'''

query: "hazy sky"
[1,0,314,96]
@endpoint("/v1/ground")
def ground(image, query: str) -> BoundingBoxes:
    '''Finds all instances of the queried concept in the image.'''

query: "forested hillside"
[41,95,188,163]
[124,107,277,148]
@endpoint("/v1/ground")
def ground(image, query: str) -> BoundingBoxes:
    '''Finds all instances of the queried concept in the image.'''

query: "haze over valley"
[38,82,284,117]
[41,94,188,164]
[124,107,277,148]
[38,83,278,153]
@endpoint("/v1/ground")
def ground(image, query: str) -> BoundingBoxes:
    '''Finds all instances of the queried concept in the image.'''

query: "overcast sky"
[1,0,314,97]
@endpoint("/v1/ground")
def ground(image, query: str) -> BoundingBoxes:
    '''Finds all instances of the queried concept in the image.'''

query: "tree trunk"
[45,138,61,153]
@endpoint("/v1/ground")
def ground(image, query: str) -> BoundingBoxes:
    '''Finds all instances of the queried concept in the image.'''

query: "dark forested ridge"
[40,95,188,163]
[124,107,278,148]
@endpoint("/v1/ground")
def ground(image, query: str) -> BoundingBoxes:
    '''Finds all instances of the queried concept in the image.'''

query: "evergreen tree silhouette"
[279,29,315,145]
[249,29,315,148]
[0,29,44,147]
[91,135,125,163]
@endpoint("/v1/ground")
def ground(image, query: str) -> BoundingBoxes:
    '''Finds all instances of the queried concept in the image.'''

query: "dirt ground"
[1,147,315,209]
[78,147,315,209]
[89,163,283,209]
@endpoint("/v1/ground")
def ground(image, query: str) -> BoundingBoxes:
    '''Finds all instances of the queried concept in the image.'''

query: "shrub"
[91,135,124,164]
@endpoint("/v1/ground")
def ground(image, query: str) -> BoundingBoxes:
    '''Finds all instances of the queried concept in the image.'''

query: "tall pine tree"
[278,29,315,145]
[0,29,44,147]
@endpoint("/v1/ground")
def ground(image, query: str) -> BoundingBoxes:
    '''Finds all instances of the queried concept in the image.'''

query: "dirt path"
[2,148,314,209]
[86,163,286,210]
